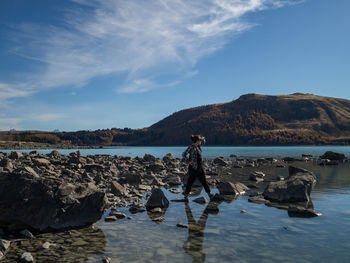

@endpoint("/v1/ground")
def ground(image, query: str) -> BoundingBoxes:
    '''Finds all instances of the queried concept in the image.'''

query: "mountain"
[114,93,350,145]
[1,93,350,146]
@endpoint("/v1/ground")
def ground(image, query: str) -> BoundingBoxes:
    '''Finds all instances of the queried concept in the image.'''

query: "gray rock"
[111,181,127,196]
[0,239,10,252]
[0,172,107,231]
[146,189,169,210]
[147,161,166,173]
[263,166,316,203]
[193,197,208,204]
[41,241,52,249]
[33,158,51,166]
[20,252,34,262]
[217,182,249,195]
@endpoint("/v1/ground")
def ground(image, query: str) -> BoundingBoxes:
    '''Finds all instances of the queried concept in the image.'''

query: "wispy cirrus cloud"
[3,0,300,98]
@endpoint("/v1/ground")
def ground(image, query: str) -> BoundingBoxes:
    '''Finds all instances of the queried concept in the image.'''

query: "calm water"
[84,162,350,263]
[2,145,350,158]
[2,147,350,262]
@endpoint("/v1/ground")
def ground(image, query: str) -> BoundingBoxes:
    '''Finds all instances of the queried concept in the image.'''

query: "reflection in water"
[183,201,220,263]
[3,226,106,263]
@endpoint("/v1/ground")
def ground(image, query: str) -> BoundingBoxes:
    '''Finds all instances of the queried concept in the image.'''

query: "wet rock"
[263,166,316,203]
[169,188,182,194]
[248,195,269,204]
[0,239,10,252]
[217,182,248,196]
[205,204,219,214]
[150,207,163,213]
[109,211,126,219]
[129,206,146,214]
[213,157,228,166]
[104,216,117,222]
[146,188,169,210]
[210,193,225,202]
[320,151,345,161]
[164,176,181,186]
[288,206,322,217]
[20,229,34,239]
[0,172,107,231]
[171,198,187,202]
[111,181,127,196]
[193,197,208,204]
[240,210,247,214]
[176,223,188,228]
[20,252,34,262]
[151,216,165,222]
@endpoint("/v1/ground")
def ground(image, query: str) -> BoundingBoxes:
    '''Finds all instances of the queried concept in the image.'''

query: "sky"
[0,0,349,131]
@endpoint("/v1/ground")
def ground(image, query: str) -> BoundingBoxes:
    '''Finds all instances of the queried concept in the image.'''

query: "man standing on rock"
[182,135,212,200]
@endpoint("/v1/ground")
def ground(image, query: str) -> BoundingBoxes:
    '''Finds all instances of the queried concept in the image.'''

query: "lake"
[2,145,350,159]
[1,146,350,262]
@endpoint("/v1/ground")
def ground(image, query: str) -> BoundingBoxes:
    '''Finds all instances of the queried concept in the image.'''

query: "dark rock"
[176,223,188,228]
[213,157,228,166]
[0,158,13,170]
[163,153,175,163]
[0,172,107,231]
[320,151,345,161]
[282,157,297,162]
[263,166,316,203]
[104,216,117,222]
[302,154,313,158]
[210,193,225,202]
[288,206,322,217]
[48,150,61,158]
[145,189,169,210]
[143,154,156,162]
[205,204,219,214]
[171,198,187,202]
[9,151,23,159]
[109,211,126,219]
[248,195,269,204]
[20,229,34,239]
[124,173,142,185]
[249,171,265,182]
[193,197,208,204]
[84,164,104,172]
[147,161,166,173]
[217,182,248,195]
[129,206,146,214]
[111,181,127,196]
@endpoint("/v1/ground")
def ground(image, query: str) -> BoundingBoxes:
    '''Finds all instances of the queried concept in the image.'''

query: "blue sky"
[0,0,349,131]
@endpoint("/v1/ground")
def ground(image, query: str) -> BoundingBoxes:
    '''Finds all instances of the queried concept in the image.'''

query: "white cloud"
[3,0,299,96]
[0,118,23,131]
[33,113,65,122]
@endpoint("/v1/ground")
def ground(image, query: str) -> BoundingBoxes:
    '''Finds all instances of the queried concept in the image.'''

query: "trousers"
[184,165,210,194]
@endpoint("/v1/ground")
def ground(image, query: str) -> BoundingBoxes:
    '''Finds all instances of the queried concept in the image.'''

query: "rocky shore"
[0,150,348,262]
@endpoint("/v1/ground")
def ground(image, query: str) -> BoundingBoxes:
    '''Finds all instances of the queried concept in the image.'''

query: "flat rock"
[193,197,208,204]
[176,223,188,228]
[104,216,117,222]
[111,181,127,196]
[0,239,10,252]
[288,206,322,217]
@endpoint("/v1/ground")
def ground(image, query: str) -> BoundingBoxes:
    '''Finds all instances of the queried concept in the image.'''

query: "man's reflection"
[183,202,213,263]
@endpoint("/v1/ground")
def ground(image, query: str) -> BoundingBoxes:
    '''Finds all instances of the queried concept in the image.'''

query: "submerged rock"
[217,182,248,196]
[263,166,316,203]
[288,206,322,217]
[320,151,345,161]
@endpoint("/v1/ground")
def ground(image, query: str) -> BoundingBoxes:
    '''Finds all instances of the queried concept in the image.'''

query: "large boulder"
[263,166,316,203]
[217,182,248,195]
[320,151,345,161]
[145,189,169,210]
[0,171,107,231]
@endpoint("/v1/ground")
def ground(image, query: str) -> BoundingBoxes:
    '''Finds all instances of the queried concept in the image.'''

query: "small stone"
[20,252,34,262]
[240,210,247,214]
[0,239,10,252]
[20,229,34,239]
[41,241,52,249]
[104,216,117,222]
[193,197,208,204]
[176,223,188,228]
[152,216,165,222]
[169,189,182,194]
[102,256,112,263]
[109,211,126,219]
